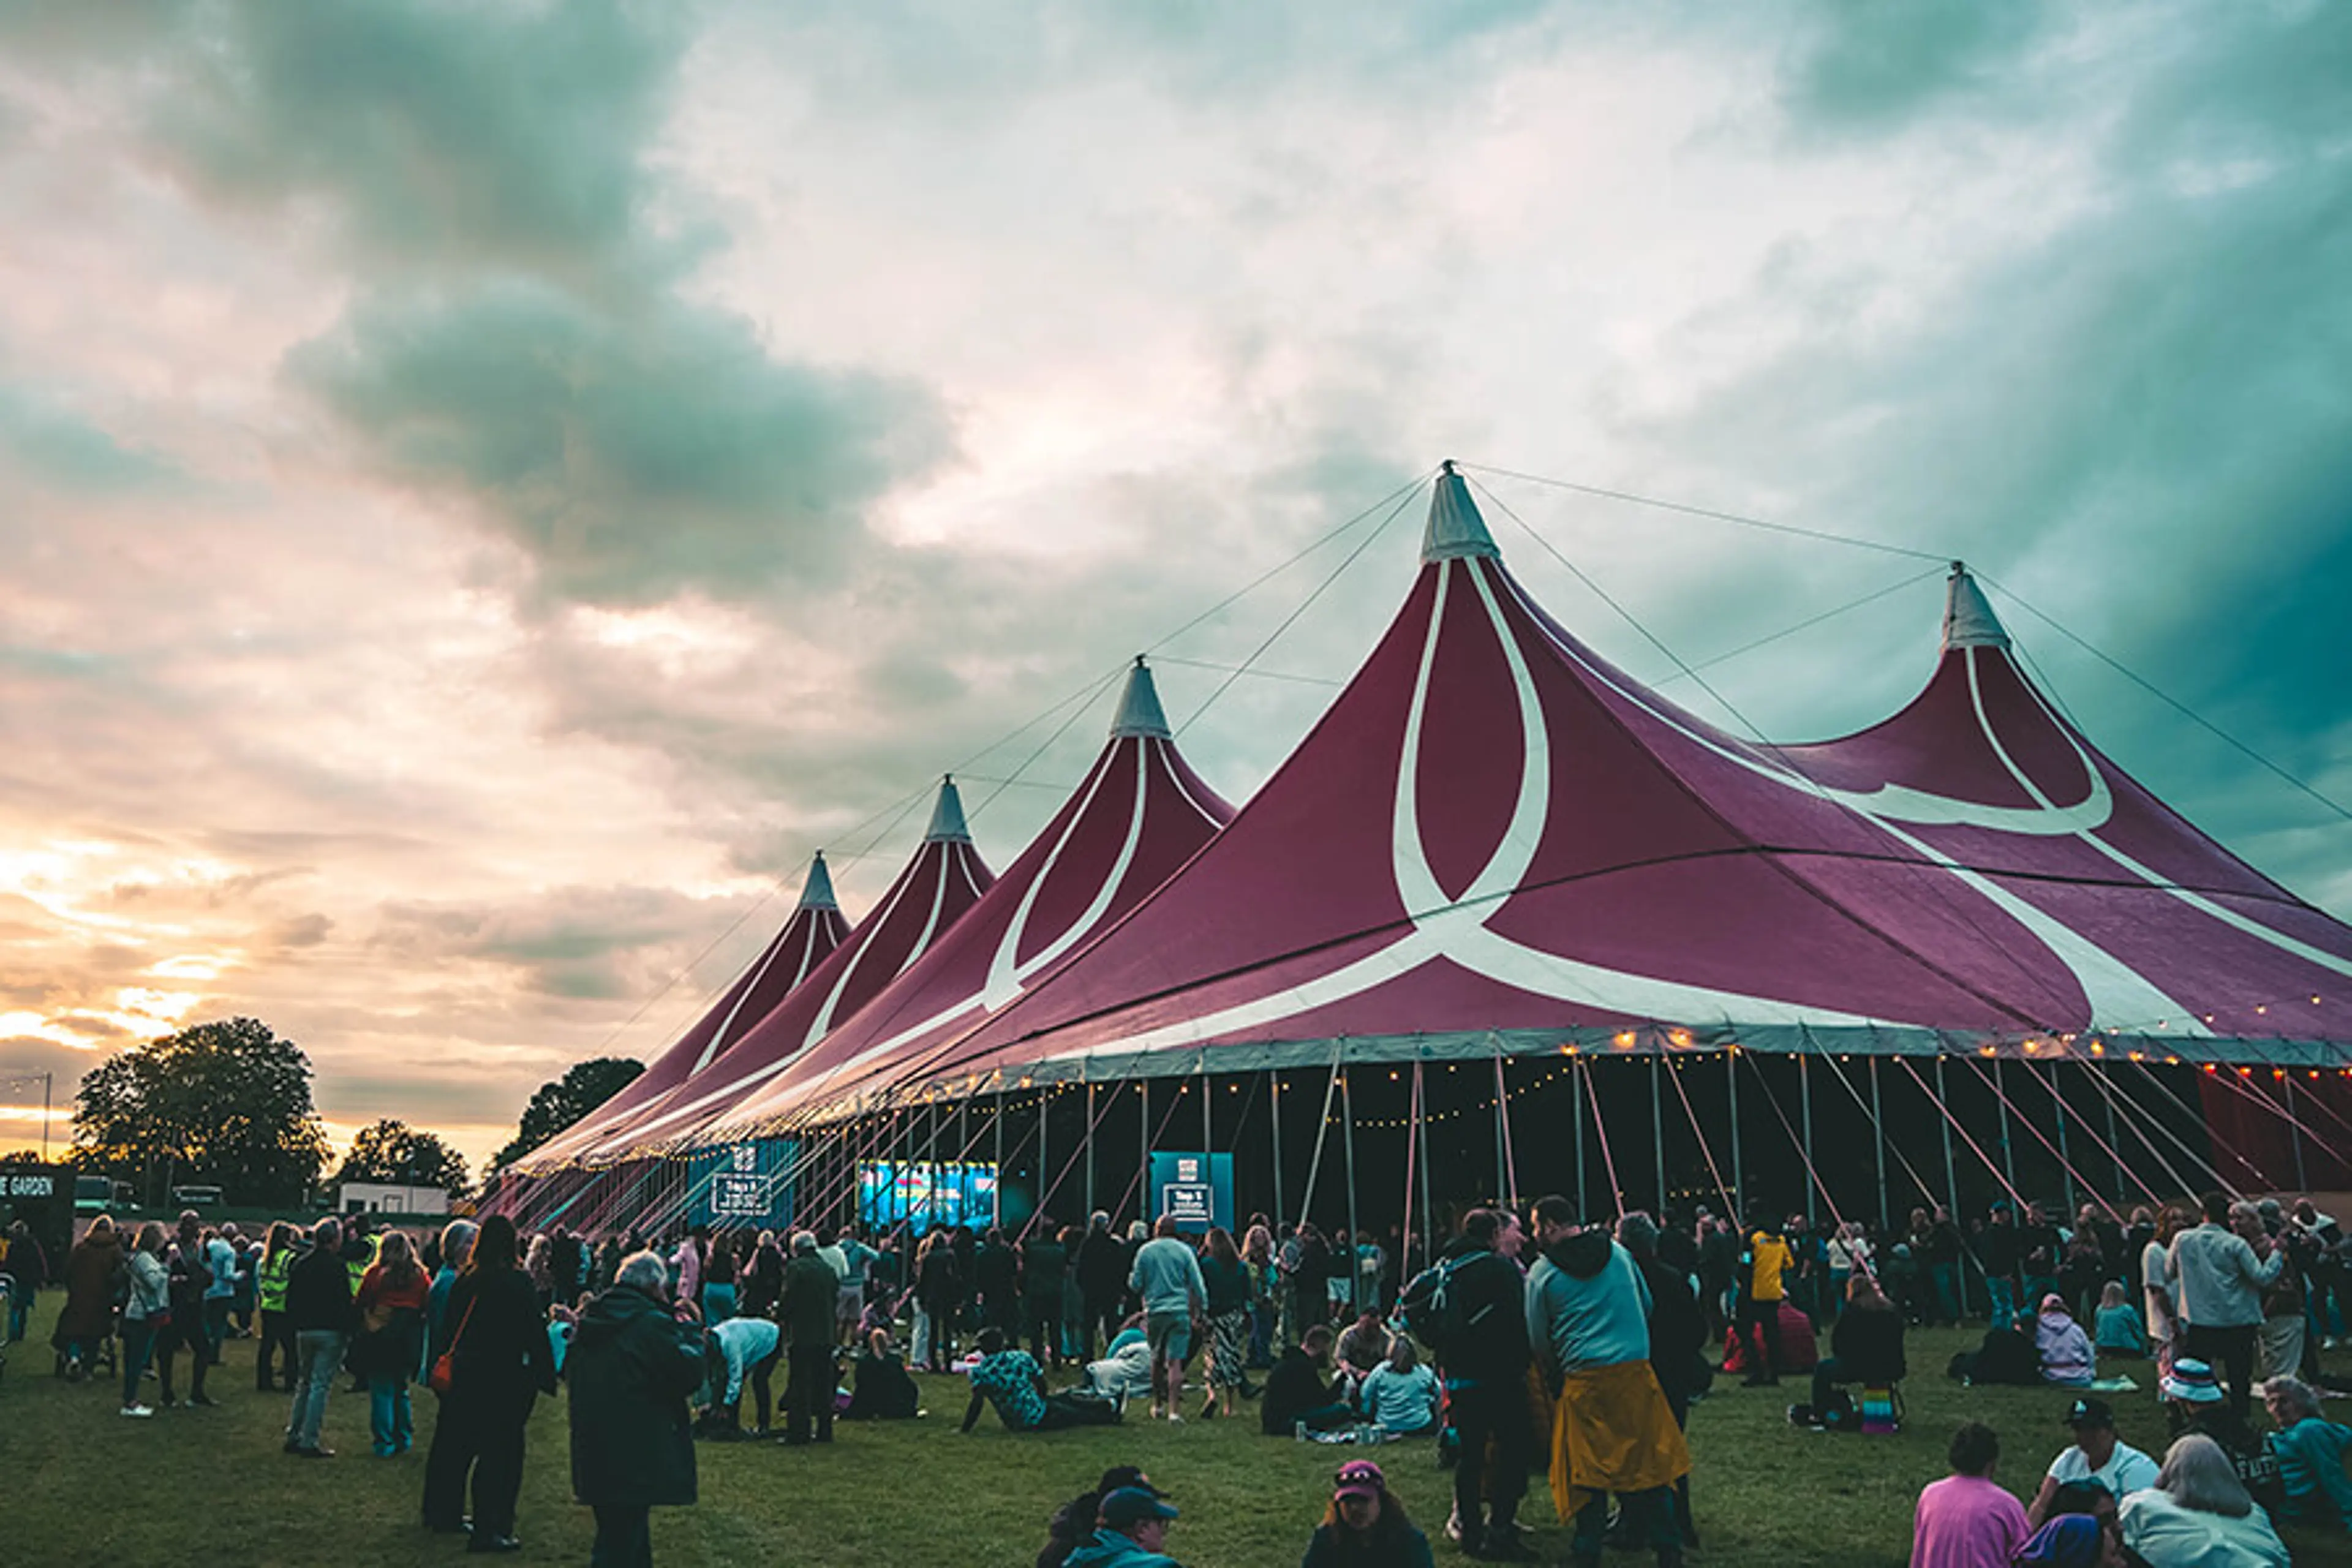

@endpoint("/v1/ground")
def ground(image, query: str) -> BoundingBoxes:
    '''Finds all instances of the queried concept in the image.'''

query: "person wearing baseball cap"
[1065,1486,1183,1568]
[1300,1460,1434,1567]
[2025,1397,2159,1529]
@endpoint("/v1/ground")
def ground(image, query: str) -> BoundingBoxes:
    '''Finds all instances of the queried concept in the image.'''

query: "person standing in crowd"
[2291,1200,2343,1348]
[2,1218,46,1344]
[2026,1398,2160,1528]
[1300,1459,1435,1568]
[1735,1213,1793,1385]
[913,1227,962,1373]
[1077,1212,1128,1362]
[1620,1212,1705,1547]
[2019,1204,2063,1311]
[569,1250,704,1568]
[1129,1214,1208,1426]
[428,1212,559,1554]
[1695,1214,1735,1343]
[700,1227,737,1326]
[202,1221,238,1356]
[1243,1223,1280,1369]
[2261,1374,2351,1531]
[1195,1225,1252,1420]
[779,1230,840,1447]
[118,1220,170,1419]
[53,1213,123,1382]
[284,1216,352,1457]
[157,1210,217,1408]
[2144,1205,2186,1378]
[1429,1207,1532,1561]
[975,1225,1020,1341]
[2171,1192,2283,1421]
[1525,1195,1690,1568]
[429,1219,478,1354]
[548,1225,582,1310]
[353,1231,431,1457]
[671,1227,704,1317]
[2118,1433,2289,1567]
[1022,1220,1069,1370]
[1979,1203,2023,1332]
[255,1221,300,1392]
[1064,1487,1183,1568]
[1910,1422,2029,1568]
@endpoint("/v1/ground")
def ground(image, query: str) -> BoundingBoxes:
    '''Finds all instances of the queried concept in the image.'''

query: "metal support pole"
[1727,1052,1742,1219]
[1493,1053,1509,1203]
[1139,1078,1151,1225]
[1417,1063,1434,1275]
[1038,1088,1050,1223]
[1200,1055,1212,1155]
[2103,1087,2125,1205]
[2285,1075,2309,1192]
[993,1088,1005,1227]
[1870,1056,1890,1233]
[1573,1058,1588,1217]
[1651,1056,1668,1215]
[1937,1055,1967,1319]
[1996,1060,2019,1199]
[1800,1054,1817,1227]
[1340,1067,1362,1316]
[2049,1062,2078,1219]
[1086,1082,1098,1218]
[1271,1073,1285,1230]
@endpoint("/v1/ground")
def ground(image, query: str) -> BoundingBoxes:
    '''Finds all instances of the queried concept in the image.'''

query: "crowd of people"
[4,1180,2347,1567]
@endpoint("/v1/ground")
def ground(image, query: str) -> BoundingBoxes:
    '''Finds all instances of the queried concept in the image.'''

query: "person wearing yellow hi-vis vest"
[256,1221,300,1392]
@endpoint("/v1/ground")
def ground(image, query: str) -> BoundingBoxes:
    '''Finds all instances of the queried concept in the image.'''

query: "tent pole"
[1085,1082,1098,1218]
[1138,1077,1151,1225]
[1574,1057,1588,1217]
[2049,1061,2079,1219]
[1936,1056,1967,1319]
[1800,1054,1817,1227]
[1492,1050,1508,1204]
[1996,1060,2020,1199]
[2285,1074,2309,1192]
[1400,1065,1419,1289]
[1651,1055,1668,1216]
[1871,1057,1890,1234]
[994,1087,1006,1228]
[1037,1088,1049,1225]
[1297,1051,1343,1235]
[1271,1073,1285,1231]
[1340,1066,1362,1317]
[2103,1085,2125,1204]
[1200,1052,1212,1155]
[1727,1051,1742,1218]
[1417,1062,1434,1276]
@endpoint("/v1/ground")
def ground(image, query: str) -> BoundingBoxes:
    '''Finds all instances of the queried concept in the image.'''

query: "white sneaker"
[1166,1412,1184,1425]
[119,1404,154,1418]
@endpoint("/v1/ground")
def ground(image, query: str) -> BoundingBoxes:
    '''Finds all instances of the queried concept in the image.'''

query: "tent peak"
[797,850,839,911]
[1943,562,2011,652]
[1110,655,1174,740]
[1422,464,1501,564]
[924,775,973,844]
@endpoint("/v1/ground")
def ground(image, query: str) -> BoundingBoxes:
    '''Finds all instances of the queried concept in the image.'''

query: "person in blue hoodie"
[1065,1487,1184,1568]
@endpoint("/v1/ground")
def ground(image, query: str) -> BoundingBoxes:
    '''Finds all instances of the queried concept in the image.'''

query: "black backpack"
[1395,1255,1474,1349]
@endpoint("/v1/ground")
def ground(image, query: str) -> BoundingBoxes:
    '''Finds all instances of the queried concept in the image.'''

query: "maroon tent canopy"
[705,467,2352,1139]
[611,659,1235,1155]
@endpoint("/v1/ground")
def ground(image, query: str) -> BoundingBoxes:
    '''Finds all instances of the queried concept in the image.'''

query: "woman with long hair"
[421,1213,557,1554]
[1196,1226,1251,1420]
[1243,1223,1278,1368]
[1300,1458,1434,1567]
[118,1221,170,1419]
[354,1231,431,1457]
[2117,1433,2288,1567]
[254,1221,299,1392]
[913,1229,961,1372]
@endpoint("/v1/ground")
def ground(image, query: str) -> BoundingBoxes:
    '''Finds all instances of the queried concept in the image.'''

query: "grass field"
[3,1303,2348,1567]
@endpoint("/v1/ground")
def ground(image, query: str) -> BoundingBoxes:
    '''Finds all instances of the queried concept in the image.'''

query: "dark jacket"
[1022,1237,1068,1303]
[567,1283,701,1508]
[443,1266,557,1404]
[1299,1519,1437,1568]
[780,1252,840,1344]
[1828,1301,1906,1384]
[915,1245,962,1314]
[53,1229,125,1343]
[1632,1252,1707,1406]
[1434,1241,1531,1387]
[844,1349,919,1420]
[976,1240,1020,1305]
[1076,1230,1127,1300]
[285,1243,353,1334]
[1262,1345,1336,1436]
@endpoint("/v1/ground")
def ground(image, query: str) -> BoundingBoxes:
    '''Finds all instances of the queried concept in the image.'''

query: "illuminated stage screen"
[857,1161,998,1229]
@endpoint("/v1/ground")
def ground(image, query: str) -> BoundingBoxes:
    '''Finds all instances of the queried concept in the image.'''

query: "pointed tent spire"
[1422,460,1501,564]
[797,850,839,911]
[1942,562,2011,652]
[924,775,973,843]
[1110,655,1174,740]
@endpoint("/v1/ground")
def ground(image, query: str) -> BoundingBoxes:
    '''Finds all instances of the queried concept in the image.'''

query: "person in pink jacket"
[1912,1422,2030,1568]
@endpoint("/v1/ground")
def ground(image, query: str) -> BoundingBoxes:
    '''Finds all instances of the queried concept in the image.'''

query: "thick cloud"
[0,383,183,492]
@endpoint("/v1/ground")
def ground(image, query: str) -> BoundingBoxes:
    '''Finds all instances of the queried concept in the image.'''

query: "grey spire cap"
[924,775,973,844]
[1942,563,2011,651]
[1110,656,1173,740]
[1422,461,1501,563]
[797,850,839,911]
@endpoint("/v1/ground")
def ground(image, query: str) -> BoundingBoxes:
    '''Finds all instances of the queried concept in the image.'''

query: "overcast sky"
[3,1,2346,1171]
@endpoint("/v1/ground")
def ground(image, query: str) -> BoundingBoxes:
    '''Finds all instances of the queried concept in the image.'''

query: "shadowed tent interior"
[491,469,2352,1252]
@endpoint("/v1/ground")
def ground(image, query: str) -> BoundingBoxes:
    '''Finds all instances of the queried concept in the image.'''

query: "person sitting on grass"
[1039,1468,1166,1568]
[1084,1316,1155,1406]
[1808,1272,1905,1427]
[2261,1374,2351,1531]
[699,1313,781,1438]
[844,1327,919,1421]
[1356,1336,1439,1438]
[1908,1420,2029,1568]
[1301,1458,1435,1568]
[1333,1310,1389,1398]
[2117,1433,2288,1567]
[2165,1359,2286,1517]
[2093,1282,2146,1357]
[2027,1399,2160,1528]
[1262,1324,1355,1438]
[2035,1294,2095,1388]
[1066,1487,1183,1568]
[962,1327,1120,1433]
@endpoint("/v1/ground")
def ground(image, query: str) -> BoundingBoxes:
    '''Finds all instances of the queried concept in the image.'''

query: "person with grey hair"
[429,1218,480,1360]
[2119,1433,2288,1567]
[570,1248,703,1567]
[284,1217,352,1458]
[2263,1374,2351,1530]
[779,1230,841,1446]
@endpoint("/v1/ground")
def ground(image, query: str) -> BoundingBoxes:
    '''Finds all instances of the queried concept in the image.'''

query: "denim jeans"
[702,1283,736,1325]
[288,1330,344,1449]
[1986,1276,2018,1332]
[370,1373,415,1455]
[5,1287,29,1343]
[1930,1264,1961,1325]
[120,1318,157,1406]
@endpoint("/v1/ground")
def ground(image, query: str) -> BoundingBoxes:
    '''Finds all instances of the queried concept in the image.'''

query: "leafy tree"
[490,1057,644,1172]
[72,1017,330,1207]
[333,1118,472,1199]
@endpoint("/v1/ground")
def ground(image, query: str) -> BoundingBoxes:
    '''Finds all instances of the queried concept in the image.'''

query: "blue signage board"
[688,1140,797,1230]
[1147,1151,1233,1233]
